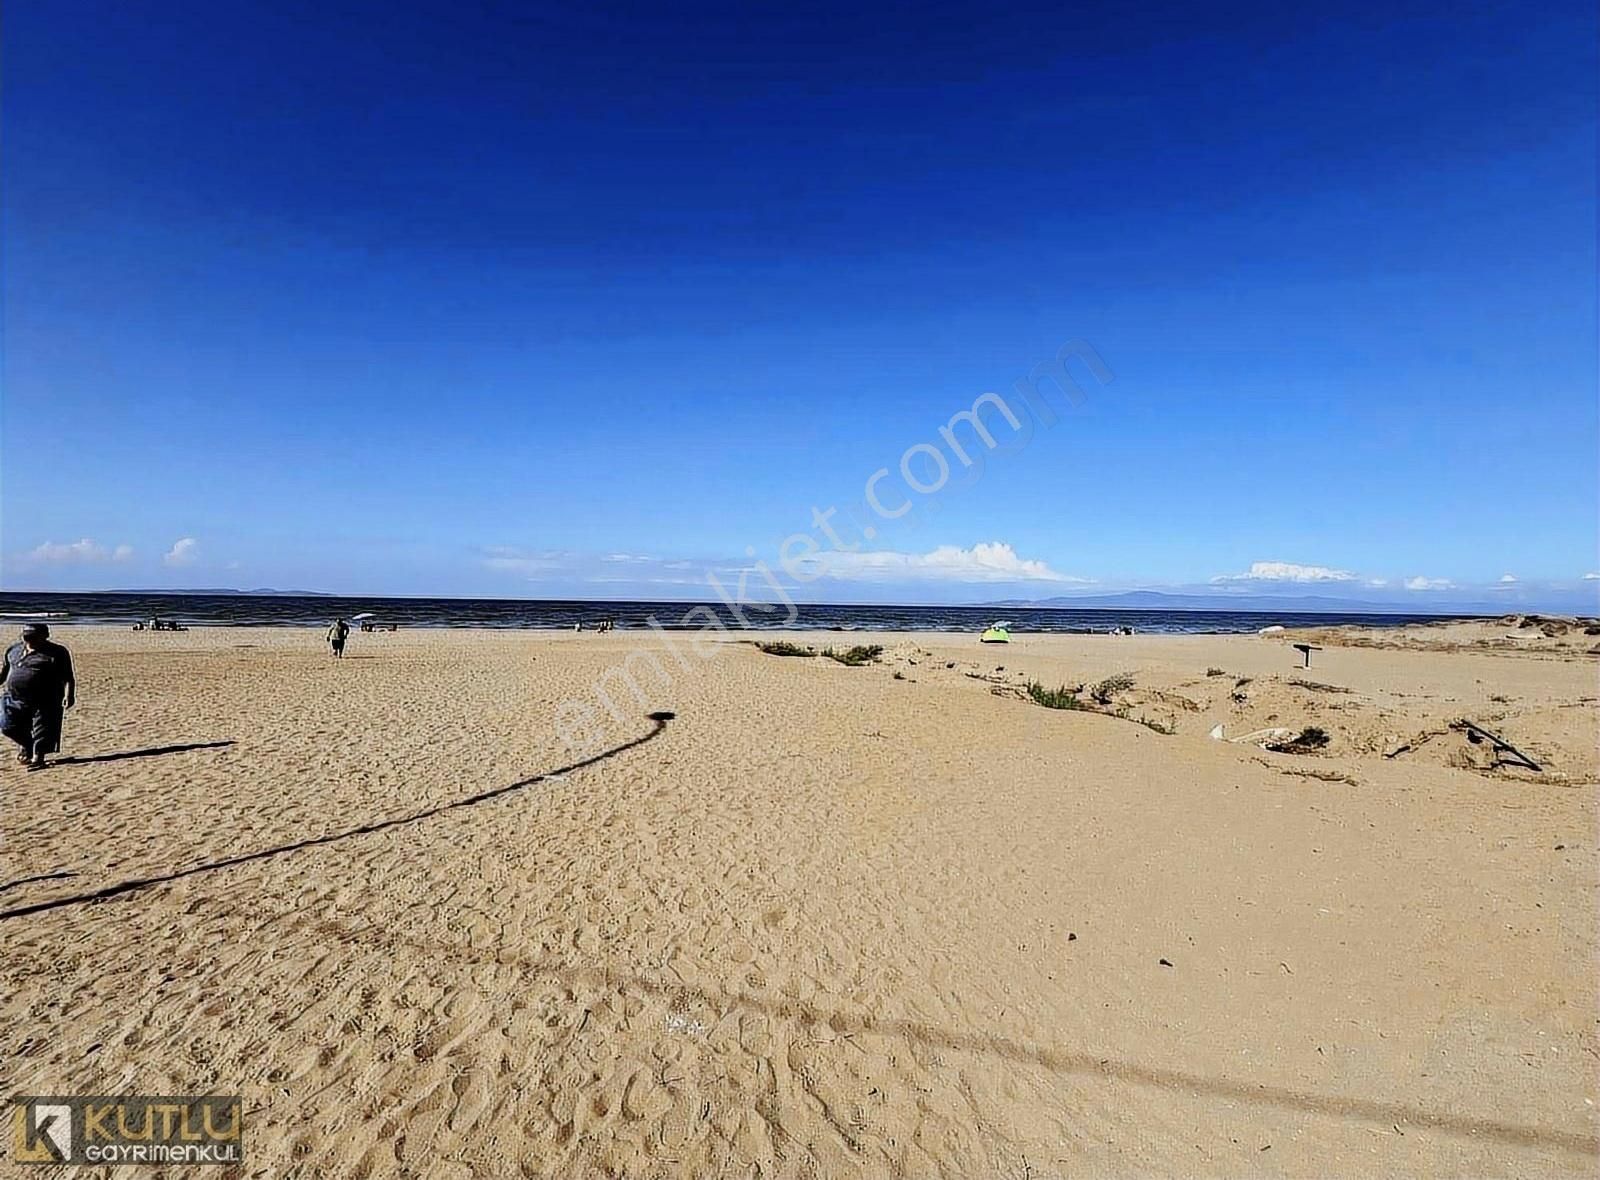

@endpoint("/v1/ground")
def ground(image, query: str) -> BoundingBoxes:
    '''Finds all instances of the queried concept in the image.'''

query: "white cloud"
[1213,560,1357,584]
[1584,572,1600,581]
[817,541,1087,584]
[482,547,571,575]
[26,538,133,565]
[1366,578,1390,588]
[163,537,200,567]
[482,541,1084,587]
[1498,573,1518,583]
[1404,576,1454,591]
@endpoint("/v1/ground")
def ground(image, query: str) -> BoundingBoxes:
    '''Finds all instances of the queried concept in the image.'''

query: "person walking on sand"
[1,623,76,771]
[326,618,350,658]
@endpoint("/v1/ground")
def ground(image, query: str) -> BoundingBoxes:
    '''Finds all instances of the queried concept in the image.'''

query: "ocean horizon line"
[0,589,1508,636]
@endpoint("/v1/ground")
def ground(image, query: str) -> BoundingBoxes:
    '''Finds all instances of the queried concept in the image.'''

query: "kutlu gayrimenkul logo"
[11,1096,243,1166]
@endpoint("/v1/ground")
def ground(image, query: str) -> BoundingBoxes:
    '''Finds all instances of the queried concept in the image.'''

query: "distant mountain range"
[106,588,334,597]
[984,590,1504,614]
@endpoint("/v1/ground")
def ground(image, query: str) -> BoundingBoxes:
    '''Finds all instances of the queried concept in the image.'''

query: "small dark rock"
[1067,932,1077,942]
[1158,958,1173,967]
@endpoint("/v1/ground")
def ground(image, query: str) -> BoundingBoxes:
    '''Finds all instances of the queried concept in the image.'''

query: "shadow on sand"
[51,740,237,766]
[0,714,674,922]
[540,963,1600,1158]
[337,923,1600,1160]
[3,705,1594,1160]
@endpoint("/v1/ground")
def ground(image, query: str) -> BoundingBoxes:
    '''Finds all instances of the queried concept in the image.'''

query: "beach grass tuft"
[823,644,884,666]
[757,640,814,657]
[1090,672,1136,705]
[1027,681,1087,710]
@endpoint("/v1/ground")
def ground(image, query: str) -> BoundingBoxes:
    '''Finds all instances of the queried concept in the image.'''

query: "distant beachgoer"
[1,623,76,771]
[326,618,350,657]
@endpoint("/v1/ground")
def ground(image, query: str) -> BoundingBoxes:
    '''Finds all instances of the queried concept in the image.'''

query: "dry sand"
[1,620,1596,1177]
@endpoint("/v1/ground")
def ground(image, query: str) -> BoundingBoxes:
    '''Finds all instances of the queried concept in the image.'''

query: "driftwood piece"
[1384,729,1443,759]
[1451,720,1543,772]
[1252,756,1358,785]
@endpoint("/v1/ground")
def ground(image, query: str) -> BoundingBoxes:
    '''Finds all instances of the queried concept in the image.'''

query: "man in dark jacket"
[1,623,76,770]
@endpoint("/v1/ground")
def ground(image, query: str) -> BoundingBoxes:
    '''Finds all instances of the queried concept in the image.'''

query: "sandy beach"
[1,620,1596,1177]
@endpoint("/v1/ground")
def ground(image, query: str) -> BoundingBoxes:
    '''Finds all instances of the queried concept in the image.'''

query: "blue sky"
[3,1,1596,608]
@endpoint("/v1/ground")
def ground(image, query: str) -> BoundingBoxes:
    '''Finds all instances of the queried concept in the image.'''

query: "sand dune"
[2,622,1595,1177]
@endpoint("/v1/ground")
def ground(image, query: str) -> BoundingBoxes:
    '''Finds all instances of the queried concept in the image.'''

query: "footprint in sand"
[656,1082,702,1152]
[448,1068,493,1134]
[738,1014,771,1055]
[623,1069,672,1120]
[731,1109,776,1169]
